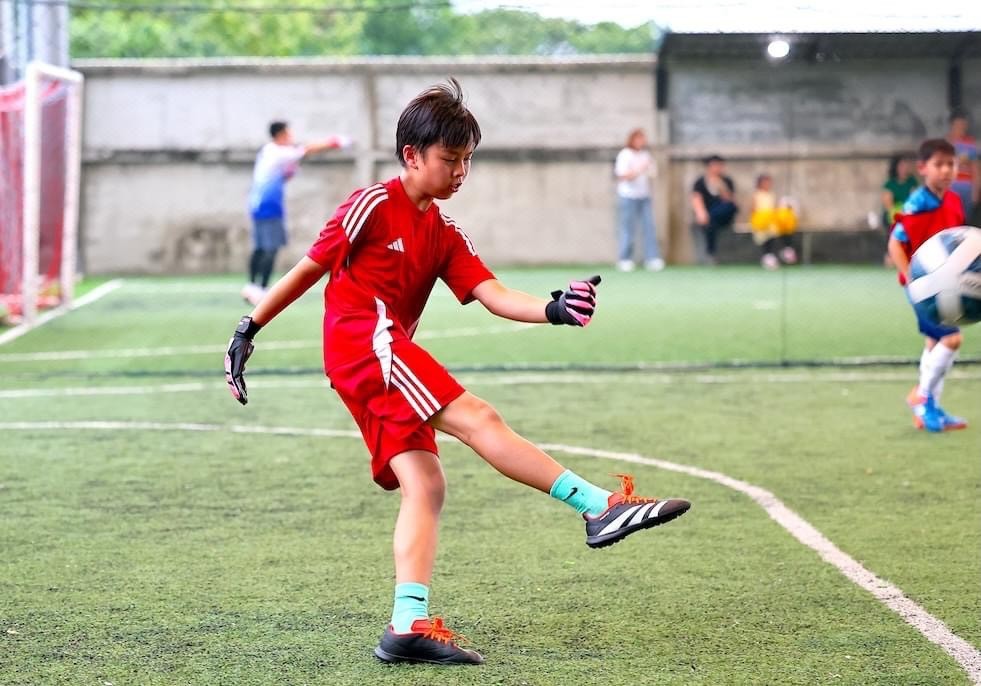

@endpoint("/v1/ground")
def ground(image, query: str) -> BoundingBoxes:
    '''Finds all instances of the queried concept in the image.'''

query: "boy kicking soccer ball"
[888,138,969,432]
[224,79,691,665]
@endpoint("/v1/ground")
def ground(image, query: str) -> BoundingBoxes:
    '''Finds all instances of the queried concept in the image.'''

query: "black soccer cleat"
[374,617,484,665]
[585,474,691,549]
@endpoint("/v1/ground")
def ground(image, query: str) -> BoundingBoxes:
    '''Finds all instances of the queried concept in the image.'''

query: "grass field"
[1,267,979,685]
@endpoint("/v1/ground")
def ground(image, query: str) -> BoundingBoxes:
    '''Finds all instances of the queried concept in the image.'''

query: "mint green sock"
[549,469,611,516]
[391,582,429,633]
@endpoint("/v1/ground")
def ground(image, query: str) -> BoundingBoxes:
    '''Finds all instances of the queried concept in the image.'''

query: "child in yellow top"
[750,173,798,269]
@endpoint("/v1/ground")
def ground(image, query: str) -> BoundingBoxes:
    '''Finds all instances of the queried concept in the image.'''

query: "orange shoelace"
[422,617,468,646]
[612,473,656,505]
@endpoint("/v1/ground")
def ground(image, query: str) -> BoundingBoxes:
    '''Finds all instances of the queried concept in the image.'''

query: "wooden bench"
[728,223,883,264]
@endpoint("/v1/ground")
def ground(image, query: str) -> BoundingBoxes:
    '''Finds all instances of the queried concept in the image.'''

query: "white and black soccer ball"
[907,226,981,327]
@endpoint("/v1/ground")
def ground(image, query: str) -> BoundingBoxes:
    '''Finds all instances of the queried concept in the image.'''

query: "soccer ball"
[907,226,981,327]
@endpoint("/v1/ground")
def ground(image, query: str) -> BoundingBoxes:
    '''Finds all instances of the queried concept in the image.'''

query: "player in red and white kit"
[225,79,691,665]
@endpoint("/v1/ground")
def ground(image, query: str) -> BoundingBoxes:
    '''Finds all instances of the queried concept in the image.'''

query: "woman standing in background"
[614,129,664,272]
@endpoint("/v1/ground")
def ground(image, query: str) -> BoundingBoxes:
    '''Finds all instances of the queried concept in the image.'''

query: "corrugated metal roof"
[658,31,981,62]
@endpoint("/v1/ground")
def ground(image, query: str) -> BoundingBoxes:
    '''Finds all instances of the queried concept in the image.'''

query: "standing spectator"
[242,121,351,306]
[881,153,918,267]
[614,129,664,272]
[750,173,798,270]
[946,110,979,221]
[690,155,738,265]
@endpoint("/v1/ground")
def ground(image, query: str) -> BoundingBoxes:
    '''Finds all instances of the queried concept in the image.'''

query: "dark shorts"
[252,217,287,251]
[916,309,959,341]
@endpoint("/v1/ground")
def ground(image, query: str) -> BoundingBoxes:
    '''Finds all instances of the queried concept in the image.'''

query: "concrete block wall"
[75,55,978,274]
[77,56,655,274]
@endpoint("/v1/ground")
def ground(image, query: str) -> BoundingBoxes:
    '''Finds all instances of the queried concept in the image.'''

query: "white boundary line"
[1,419,978,683]
[0,279,124,347]
[0,322,534,362]
[539,442,981,686]
[2,369,981,399]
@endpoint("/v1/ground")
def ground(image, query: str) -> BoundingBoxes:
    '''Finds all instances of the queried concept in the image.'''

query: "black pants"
[704,222,729,257]
[248,248,277,288]
[761,235,794,256]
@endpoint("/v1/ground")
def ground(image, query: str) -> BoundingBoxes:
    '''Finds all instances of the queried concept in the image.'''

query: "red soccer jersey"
[894,189,965,259]
[306,177,495,372]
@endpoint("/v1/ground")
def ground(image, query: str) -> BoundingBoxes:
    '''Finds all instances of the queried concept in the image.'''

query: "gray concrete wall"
[962,58,981,125]
[76,54,973,273]
[658,58,964,263]
[77,56,655,274]
[668,59,948,146]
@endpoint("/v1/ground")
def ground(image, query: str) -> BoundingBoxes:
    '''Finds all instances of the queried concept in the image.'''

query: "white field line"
[120,283,454,297]
[540,442,981,686]
[0,279,124,347]
[2,369,981,399]
[1,419,979,683]
[0,323,535,362]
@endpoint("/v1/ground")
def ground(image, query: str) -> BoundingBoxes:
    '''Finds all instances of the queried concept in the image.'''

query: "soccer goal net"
[0,62,83,327]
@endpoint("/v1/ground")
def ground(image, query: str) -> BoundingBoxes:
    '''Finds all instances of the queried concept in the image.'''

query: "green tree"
[69,0,658,58]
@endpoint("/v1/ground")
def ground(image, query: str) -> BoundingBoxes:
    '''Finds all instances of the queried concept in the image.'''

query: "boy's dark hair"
[918,138,955,162]
[887,152,914,179]
[703,154,725,165]
[949,108,969,124]
[396,78,481,166]
[269,121,288,139]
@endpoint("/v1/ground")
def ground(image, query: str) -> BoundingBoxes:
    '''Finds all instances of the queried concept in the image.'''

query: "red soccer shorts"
[328,338,465,490]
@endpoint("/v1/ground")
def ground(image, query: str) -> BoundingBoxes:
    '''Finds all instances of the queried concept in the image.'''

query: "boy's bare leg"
[375,450,484,665]
[388,450,445,584]
[431,391,691,548]
[430,392,563,493]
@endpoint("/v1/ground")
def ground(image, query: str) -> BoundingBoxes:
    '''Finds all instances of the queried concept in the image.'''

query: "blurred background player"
[880,153,918,268]
[225,79,690,666]
[690,154,738,265]
[241,121,351,305]
[946,110,979,223]
[887,138,968,432]
[749,172,798,270]
[614,128,664,272]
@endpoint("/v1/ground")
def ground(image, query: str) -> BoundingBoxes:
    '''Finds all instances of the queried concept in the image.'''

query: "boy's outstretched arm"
[225,256,329,405]
[472,275,601,327]
[250,256,328,325]
[887,235,911,284]
[302,135,353,156]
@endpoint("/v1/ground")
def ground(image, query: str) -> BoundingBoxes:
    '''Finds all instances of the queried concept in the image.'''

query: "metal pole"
[22,61,41,325]
[32,0,68,67]
[61,72,83,308]
[0,0,11,85]
[25,0,34,66]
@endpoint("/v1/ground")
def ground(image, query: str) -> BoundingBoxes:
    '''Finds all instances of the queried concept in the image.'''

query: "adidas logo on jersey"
[386,238,405,252]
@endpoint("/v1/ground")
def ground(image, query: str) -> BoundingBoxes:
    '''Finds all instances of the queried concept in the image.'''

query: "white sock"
[933,348,958,402]
[921,343,956,398]
[916,346,930,396]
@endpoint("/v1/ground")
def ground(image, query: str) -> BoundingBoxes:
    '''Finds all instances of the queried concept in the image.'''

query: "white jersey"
[248,142,306,219]
[615,147,656,200]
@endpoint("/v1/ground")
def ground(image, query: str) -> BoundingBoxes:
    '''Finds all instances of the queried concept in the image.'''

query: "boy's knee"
[942,333,962,349]
[397,460,446,510]
[469,398,504,430]
[416,473,446,512]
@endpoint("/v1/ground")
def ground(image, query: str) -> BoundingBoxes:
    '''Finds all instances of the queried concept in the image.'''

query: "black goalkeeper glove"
[545,274,601,326]
[225,315,262,405]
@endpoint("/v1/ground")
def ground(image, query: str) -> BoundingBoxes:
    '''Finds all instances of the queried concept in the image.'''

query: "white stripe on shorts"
[393,355,441,411]
[390,371,432,420]
[391,364,438,418]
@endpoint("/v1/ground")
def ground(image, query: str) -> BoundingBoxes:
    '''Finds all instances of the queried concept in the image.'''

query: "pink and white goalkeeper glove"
[326,134,354,150]
[545,275,601,327]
